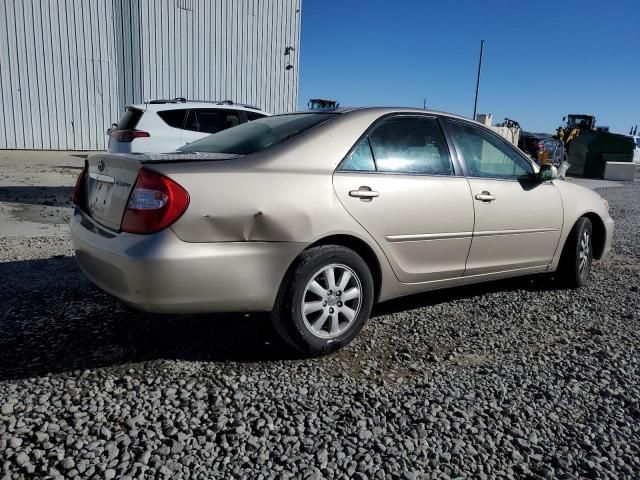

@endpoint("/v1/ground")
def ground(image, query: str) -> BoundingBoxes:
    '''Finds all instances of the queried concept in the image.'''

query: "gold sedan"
[70,108,614,355]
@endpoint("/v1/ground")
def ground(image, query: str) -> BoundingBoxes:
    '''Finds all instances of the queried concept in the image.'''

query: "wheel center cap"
[327,295,338,306]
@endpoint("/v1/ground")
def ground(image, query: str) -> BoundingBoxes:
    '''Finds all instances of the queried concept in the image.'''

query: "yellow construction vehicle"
[308,98,339,110]
[556,114,596,152]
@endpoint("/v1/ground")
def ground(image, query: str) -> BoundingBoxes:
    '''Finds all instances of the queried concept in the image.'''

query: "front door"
[445,120,563,276]
[333,115,475,283]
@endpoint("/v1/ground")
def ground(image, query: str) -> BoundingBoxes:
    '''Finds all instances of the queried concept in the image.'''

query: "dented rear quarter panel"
[156,112,379,244]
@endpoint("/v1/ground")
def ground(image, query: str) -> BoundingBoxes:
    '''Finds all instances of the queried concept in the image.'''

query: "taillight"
[536,142,544,151]
[72,165,88,207]
[121,168,189,234]
[110,129,150,142]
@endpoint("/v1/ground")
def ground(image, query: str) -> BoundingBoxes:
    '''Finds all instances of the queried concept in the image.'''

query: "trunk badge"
[98,159,106,172]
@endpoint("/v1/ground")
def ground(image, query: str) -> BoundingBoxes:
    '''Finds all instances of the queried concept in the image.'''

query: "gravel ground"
[1,165,639,479]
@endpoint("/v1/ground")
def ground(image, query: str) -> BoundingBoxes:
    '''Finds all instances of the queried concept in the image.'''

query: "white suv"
[107,98,269,153]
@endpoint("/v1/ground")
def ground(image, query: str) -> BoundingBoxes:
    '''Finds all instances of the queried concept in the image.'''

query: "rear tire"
[558,217,593,288]
[271,245,374,356]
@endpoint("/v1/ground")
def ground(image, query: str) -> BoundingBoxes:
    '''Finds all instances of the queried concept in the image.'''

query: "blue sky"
[298,0,639,134]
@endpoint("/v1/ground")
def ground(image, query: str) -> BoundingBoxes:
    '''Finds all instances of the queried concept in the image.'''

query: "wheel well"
[582,213,606,260]
[306,235,382,302]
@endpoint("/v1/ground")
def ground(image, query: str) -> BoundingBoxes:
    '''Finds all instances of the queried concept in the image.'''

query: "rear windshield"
[117,107,143,130]
[178,113,334,155]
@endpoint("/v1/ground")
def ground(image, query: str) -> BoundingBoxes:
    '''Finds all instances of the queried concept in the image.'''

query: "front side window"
[369,116,452,175]
[340,138,376,171]
[447,121,534,179]
[179,113,334,155]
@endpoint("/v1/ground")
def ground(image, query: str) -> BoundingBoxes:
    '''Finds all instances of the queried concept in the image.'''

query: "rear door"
[333,115,475,283]
[445,119,563,276]
[152,109,188,152]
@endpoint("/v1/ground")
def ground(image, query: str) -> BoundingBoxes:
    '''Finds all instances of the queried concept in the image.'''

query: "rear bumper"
[70,208,304,313]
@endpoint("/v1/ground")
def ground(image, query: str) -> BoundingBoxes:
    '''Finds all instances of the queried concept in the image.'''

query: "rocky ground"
[0,153,639,479]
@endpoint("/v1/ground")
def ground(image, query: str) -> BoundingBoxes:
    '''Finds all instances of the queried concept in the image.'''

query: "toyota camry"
[70,108,614,355]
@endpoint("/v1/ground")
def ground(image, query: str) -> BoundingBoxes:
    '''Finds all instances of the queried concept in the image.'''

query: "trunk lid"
[84,152,242,231]
[85,153,142,230]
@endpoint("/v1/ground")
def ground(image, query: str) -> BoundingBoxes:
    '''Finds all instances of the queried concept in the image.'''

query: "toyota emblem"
[97,159,105,172]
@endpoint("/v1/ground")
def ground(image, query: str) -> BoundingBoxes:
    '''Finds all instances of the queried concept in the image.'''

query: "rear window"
[157,109,187,129]
[178,113,334,155]
[117,107,143,130]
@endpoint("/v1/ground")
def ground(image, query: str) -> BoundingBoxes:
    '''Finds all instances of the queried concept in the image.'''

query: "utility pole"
[472,40,485,121]
[423,98,426,109]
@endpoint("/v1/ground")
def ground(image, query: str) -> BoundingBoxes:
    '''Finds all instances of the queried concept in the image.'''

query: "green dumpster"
[567,131,634,178]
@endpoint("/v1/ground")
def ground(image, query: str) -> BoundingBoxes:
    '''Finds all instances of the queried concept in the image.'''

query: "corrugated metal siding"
[135,0,300,114]
[0,0,300,150]
[0,0,120,150]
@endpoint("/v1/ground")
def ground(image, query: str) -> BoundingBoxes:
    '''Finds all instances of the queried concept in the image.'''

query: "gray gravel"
[1,180,639,479]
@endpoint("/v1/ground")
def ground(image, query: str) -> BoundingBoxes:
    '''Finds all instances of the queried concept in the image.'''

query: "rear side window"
[157,109,187,129]
[369,116,453,175]
[116,107,143,130]
[184,109,242,134]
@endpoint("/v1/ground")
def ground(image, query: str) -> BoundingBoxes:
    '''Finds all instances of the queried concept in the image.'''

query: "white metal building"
[0,0,301,150]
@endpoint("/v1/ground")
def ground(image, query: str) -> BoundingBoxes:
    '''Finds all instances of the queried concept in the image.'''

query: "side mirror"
[538,164,558,182]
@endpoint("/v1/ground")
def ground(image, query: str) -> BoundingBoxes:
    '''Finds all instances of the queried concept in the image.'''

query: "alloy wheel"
[301,264,362,339]
[578,230,591,276]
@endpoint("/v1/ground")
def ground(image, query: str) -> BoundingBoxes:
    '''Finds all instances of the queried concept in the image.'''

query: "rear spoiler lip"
[87,151,244,165]
[141,152,245,164]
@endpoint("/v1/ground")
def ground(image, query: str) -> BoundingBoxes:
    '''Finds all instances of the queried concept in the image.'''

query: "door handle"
[475,191,496,202]
[349,186,380,201]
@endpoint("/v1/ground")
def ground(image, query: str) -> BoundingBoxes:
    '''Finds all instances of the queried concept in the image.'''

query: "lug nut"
[329,308,334,314]
[336,291,341,296]
[323,301,327,306]
[337,302,342,307]
[327,290,333,295]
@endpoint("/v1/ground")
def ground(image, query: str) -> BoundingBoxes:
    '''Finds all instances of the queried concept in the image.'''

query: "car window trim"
[442,117,538,181]
[335,112,465,177]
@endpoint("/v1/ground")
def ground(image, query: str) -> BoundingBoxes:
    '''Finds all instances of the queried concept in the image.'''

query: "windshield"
[178,113,335,155]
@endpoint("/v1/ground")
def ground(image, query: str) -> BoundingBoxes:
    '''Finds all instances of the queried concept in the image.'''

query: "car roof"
[129,101,270,115]
[288,106,474,121]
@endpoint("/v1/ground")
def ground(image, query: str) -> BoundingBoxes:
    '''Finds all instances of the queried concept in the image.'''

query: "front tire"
[558,217,593,288]
[271,245,374,356]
